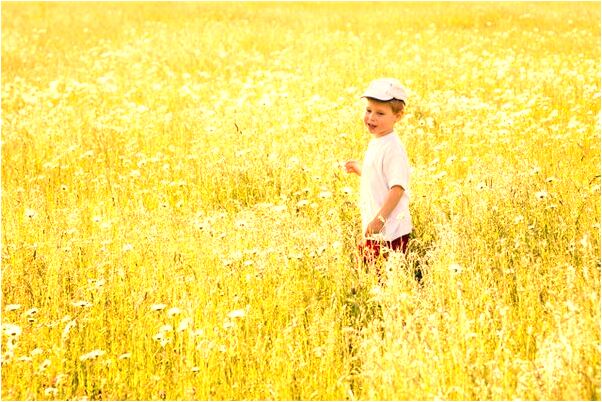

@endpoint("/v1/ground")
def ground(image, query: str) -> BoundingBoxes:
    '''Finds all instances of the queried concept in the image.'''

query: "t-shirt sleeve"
[383,146,410,191]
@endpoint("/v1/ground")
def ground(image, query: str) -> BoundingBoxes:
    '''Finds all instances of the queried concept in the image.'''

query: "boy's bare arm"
[365,185,404,235]
[344,160,362,176]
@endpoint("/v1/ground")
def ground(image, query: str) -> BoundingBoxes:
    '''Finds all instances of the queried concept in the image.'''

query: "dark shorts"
[359,233,410,264]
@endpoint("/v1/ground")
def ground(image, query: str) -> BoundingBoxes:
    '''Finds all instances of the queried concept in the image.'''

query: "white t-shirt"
[360,131,412,241]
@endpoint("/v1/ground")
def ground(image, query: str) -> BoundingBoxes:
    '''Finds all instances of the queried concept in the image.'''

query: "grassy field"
[1,2,600,400]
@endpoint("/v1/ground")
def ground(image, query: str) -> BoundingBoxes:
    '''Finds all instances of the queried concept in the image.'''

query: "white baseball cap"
[361,78,408,103]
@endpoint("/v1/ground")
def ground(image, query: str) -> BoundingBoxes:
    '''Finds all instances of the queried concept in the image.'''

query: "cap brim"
[361,90,407,103]
[361,91,395,101]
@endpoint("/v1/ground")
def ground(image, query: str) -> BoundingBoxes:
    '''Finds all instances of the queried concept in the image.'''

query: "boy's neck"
[372,130,395,139]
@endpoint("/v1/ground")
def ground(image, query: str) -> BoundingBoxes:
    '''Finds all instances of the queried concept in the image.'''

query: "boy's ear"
[396,111,404,121]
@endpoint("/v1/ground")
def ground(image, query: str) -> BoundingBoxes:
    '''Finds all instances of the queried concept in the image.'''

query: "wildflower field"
[1,2,600,400]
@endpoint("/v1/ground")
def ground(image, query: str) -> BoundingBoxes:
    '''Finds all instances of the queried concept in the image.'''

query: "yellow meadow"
[1,2,599,400]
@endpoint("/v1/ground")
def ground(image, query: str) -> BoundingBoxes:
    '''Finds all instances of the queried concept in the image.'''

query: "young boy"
[345,78,412,264]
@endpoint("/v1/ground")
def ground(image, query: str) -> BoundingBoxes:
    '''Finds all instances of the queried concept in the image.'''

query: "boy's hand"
[344,160,361,176]
[365,217,385,237]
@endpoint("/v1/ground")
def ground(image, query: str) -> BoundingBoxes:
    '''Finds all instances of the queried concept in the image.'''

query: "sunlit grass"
[1,2,600,400]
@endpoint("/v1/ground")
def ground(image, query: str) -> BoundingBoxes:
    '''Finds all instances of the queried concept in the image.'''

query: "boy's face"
[363,98,402,137]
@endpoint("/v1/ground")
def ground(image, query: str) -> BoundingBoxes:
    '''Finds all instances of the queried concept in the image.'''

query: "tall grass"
[2,2,600,400]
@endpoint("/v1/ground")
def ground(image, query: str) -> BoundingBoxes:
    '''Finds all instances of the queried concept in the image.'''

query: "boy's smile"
[363,99,402,137]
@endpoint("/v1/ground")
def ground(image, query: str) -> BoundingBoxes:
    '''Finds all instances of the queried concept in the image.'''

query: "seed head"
[2,323,22,337]
[45,388,58,397]
[5,304,21,312]
[449,263,463,274]
[24,308,39,317]
[118,352,131,360]
[79,349,106,361]
[150,303,167,311]
[227,309,246,319]
[167,307,182,318]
